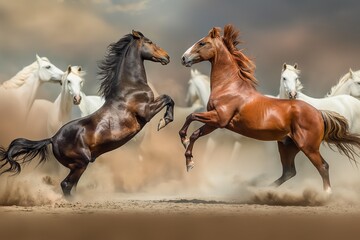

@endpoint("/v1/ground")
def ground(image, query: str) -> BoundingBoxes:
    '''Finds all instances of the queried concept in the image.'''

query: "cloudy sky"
[1,0,359,103]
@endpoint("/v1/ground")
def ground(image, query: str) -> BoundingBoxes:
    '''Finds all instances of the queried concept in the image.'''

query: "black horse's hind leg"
[272,137,300,187]
[148,94,174,130]
[61,162,88,197]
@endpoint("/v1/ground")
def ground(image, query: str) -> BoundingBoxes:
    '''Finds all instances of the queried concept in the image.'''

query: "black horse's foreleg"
[184,124,216,171]
[148,94,174,130]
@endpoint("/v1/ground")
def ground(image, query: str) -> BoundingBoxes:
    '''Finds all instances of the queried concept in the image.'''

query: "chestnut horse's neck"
[210,41,256,93]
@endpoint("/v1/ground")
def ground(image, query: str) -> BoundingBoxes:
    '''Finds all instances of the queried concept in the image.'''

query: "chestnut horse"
[180,24,360,193]
[0,30,173,196]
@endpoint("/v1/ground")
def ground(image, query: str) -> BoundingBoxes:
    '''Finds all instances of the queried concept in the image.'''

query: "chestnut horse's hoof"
[182,138,190,149]
[157,118,166,131]
[186,160,195,172]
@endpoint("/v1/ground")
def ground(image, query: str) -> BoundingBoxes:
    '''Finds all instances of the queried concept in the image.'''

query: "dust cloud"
[1,95,360,207]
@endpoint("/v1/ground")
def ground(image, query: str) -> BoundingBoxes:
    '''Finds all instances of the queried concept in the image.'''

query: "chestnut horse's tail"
[0,138,52,175]
[321,110,360,164]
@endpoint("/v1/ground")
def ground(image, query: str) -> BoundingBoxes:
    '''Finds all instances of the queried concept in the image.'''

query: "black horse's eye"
[199,42,206,47]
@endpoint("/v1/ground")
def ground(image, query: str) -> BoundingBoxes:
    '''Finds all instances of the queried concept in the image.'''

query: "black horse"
[0,30,174,196]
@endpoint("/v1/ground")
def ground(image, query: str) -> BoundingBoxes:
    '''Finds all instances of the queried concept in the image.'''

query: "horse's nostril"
[182,56,185,63]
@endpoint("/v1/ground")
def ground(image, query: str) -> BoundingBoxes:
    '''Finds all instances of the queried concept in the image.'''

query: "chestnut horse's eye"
[199,42,206,47]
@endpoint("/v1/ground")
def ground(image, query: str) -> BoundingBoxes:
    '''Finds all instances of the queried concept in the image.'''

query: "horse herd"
[0,24,360,197]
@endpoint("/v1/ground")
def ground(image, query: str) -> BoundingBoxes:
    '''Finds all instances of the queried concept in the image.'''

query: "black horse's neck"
[119,42,147,86]
[99,35,150,102]
[111,41,148,101]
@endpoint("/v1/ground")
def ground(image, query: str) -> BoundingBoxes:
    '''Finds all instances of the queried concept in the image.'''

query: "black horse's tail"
[0,138,52,175]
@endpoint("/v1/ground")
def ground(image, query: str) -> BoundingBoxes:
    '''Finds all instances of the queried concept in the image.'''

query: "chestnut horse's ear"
[132,30,143,39]
[208,27,221,38]
[294,63,298,69]
[283,63,287,71]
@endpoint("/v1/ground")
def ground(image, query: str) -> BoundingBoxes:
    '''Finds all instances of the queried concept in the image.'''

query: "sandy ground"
[2,112,360,240]
[2,194,360,240]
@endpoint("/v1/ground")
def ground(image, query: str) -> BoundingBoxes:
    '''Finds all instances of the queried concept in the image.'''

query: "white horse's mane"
[326,71,352,97]
[0,61,41,89]
[283,65,303,91]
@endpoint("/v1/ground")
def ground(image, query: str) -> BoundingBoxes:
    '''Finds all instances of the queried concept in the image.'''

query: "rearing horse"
[0,30,173,196]
[180,24,360,193]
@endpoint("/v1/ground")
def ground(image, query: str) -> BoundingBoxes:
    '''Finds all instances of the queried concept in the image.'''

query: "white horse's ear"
[67,65,72,74]
[190,69,195,78]
[294,63,298,69]
[78,66,82,72]
[194,69,200,75]
[36,54,42,66]
[350,68,354,77]
[283,63,287,71]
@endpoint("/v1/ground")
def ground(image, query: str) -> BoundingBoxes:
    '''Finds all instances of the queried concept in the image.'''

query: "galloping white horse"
[0,55,63,119]
[327,69,360,99]
[46,66,84,136]
[0,55,63,144]
[279,63,360,134]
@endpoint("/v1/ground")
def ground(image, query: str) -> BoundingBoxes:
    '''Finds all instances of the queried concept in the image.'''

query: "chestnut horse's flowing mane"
[222,24,257,87]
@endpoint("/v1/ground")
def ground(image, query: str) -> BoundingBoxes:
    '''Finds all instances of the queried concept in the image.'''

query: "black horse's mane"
[98,34,134,100]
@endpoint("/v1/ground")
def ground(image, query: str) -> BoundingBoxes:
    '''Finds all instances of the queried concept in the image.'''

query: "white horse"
[46,65,84,136]
[0,55,63,119]
[0,55,64,144]
[279,63,360,134]
[327,69,360,98]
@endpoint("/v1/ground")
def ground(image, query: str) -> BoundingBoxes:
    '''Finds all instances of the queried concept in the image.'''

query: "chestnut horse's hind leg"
[301,148,331,193]
[184,124,216,171]
[61,162,88,197]
[272,137,299,187]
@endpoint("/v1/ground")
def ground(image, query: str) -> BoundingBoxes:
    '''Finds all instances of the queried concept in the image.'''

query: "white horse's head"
[280,63,302,99]
[347,69,360,98]
[36,54,64,84]
[185,69,210,107]
[62,65,85,105]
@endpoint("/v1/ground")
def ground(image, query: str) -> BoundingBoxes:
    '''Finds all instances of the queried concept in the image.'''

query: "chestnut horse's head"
[181,27,221,67]
[132,30,170,65]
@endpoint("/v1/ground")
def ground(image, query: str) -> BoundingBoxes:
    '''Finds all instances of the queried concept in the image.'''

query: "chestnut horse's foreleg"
[179,110,223,148]
[148,94,174,131]
[272,137,299,187]
[184,124,217,171]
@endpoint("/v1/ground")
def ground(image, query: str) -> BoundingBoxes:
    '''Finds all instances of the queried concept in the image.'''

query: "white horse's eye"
[282,77,286,81]
[67,80,71,84]
[45,65,51,69]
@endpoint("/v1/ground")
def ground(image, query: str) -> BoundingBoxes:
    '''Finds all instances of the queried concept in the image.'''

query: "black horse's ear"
[283,63,287,71]
[208,27,221,38]
[67,65,72,74]
[132,30,143,39]
[294,63,298,69]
